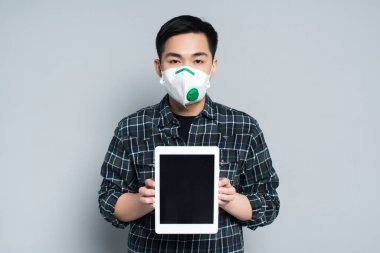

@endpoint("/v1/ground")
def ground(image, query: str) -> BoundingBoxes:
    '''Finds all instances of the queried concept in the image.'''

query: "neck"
[168,96,206,116]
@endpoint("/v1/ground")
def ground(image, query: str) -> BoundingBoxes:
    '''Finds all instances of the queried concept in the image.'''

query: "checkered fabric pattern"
[98,94,280,253]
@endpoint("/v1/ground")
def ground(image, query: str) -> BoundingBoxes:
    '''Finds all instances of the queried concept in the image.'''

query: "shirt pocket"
[134,151,155,187]
[219,148,241,188]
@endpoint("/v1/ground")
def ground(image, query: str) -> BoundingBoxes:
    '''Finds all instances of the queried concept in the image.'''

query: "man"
[98,15,280,253]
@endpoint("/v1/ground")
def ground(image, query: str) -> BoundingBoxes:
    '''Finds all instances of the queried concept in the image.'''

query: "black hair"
[156,15,218,60]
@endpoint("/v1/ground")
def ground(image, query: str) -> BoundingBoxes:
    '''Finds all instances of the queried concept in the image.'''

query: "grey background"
[1,0,379,252]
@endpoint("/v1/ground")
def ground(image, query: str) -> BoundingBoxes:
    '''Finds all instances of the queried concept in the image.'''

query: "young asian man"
[98,15,280,253]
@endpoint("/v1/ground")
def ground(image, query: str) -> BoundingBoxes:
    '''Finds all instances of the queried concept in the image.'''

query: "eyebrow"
[193,52,208,57]
[164,52,209,59]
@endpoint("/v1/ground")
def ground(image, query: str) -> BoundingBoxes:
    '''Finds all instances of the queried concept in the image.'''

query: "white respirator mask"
[159,65,213,107]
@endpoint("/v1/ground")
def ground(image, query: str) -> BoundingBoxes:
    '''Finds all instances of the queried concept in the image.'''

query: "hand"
[138,178,156,208]
[218,177,236,208]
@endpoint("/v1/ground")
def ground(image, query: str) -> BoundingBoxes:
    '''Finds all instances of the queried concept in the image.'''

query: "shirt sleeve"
[97,123,139,229]
[236,122,280,231]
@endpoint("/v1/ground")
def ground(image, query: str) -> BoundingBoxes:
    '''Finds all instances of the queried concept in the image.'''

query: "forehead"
[163,33,211,57]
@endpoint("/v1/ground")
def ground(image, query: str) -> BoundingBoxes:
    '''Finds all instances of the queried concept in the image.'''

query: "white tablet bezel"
[154,146,219,234]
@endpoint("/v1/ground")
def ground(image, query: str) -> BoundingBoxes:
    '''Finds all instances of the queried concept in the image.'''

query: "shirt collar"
[158,93,216,127]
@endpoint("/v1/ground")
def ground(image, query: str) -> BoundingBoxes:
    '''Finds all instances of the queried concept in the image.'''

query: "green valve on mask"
[186,88,199,101]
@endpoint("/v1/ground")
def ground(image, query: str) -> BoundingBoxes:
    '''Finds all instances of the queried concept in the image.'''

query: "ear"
[154,59,162,77]
[210,58,218,77]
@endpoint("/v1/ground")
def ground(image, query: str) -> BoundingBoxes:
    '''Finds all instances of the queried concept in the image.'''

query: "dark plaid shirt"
[98,94,280,253]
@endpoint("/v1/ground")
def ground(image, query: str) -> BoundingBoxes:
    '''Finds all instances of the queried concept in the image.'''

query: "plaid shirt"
[98,94,280,253]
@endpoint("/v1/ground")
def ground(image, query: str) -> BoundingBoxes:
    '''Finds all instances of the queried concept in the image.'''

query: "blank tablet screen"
[159,154,214,224]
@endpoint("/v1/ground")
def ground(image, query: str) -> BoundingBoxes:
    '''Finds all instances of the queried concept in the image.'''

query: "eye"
[194,59,204,64]
[169,59,180,64]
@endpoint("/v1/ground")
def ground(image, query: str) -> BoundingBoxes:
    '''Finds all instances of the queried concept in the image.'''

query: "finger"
[219,193,235,202]
[139,186,154,196]
[140,196,155,204]
[141,188,155,197]
[224,186,236,195]
[145,178,156,189]
[218,177,230,187]
[219,186,235,195]
[218,199,229,206]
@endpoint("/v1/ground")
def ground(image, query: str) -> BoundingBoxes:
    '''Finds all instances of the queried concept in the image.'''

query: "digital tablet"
[154,146,219,234]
